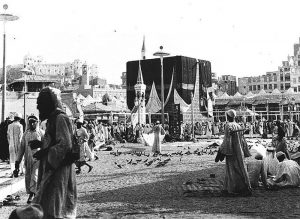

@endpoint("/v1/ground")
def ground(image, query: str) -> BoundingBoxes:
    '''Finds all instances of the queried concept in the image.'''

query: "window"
[293,78,297,83]
[280,84,284,90]
[257,77,261,82]
[274,84,277,89]
[264,84,267,90]
[298,77,300,83]
[257,85,260,90]
[294,87,297,92]
[285,83,290,89]
[298,85,300,92]
[269,84,272,89]
[285,74,290,81]
[280,74,284,81]
[249,86,252,91]
[269,77,272,82]
[274,76,277,81]
[253,85,256,91]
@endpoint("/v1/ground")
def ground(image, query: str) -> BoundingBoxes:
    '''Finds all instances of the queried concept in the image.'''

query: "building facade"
[217,75,237,96]
[238,37,300,94]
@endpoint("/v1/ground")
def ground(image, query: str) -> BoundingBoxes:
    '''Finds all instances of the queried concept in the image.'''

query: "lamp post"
[243,97,246,123]
[0,4,18,122]
[191,92,194,139]
[20,67,31,120]
[153,46,170,128]
[266,98,269,121]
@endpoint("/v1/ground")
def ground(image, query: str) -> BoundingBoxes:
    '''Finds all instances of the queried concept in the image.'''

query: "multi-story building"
[238,70,282,94]
[217,75,237,96]
[238,38,300,94]
[22,55,105,89]
[23,55,100,79]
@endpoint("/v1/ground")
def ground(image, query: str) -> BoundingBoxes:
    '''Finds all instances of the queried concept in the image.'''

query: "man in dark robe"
[0,117,12,161]
[32,87,77,218]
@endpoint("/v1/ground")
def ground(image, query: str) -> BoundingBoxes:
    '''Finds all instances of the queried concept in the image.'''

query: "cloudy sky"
[3,0,300,84]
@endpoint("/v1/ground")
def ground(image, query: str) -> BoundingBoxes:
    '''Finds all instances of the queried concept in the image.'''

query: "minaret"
[134,61,146,125]
[141,36,146,60]
[81,62,91,89]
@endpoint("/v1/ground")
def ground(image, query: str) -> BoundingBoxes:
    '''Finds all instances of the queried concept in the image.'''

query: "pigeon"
[185,151,192,155]
[145,159,154,166]
[114,162,123,168]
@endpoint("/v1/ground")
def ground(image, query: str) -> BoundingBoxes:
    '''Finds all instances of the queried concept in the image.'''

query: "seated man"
[246,154,268,189]
[268,151,300,188]
[263,145,279,177]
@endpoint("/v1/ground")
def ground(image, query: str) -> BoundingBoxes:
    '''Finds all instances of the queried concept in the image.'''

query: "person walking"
[76,119,93,174]
[32,87,77,219]
[7,113,23,176]
[15,115,44,204]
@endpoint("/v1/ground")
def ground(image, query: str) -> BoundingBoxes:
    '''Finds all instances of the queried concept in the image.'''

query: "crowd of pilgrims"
[1,109,300,206]
[216,109,300,197]
[188,119,300,140]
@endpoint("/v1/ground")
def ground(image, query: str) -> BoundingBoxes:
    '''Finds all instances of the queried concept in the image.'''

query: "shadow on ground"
[78,165,300,218]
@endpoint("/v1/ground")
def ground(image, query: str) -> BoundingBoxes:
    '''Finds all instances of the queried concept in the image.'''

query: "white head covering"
[226,109,236,118]
[15,112,22,119]
[16,203,44,219]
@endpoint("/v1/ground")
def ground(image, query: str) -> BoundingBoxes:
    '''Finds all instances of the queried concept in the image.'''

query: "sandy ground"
[1,139,300,219]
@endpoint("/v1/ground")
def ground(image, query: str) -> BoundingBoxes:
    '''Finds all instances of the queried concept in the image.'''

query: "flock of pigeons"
[110,143,221,169]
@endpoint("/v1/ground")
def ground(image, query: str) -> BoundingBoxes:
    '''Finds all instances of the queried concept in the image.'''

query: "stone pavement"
[0,161,24,201]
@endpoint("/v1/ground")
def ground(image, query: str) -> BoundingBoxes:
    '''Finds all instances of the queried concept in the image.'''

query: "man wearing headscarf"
[218,109,252,196]
[272,121,290,159]
[32,87,77,219]
[15,115,44,204]
[268,152,300,188]
[7,113,23,176]
[245,154,268,189]
[75,119,93,174]
[263,145,279,177]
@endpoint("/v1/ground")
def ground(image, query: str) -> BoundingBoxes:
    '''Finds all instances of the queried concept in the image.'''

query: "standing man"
[15,115,44,204]
[76,119,93,174]
[0,117,12,162]
[287,119,294,138]
[218,109,252,196]
[7,113,23,176]
[32,87,77,219]
[150,121,166,154]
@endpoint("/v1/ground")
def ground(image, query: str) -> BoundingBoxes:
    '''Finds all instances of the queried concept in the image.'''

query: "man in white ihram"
[7,112,23,177]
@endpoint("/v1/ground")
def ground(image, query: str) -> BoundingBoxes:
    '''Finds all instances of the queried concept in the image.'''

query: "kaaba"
[126,55,212,112]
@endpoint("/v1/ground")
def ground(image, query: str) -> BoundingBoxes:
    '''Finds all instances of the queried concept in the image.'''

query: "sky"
[2,0,300,84]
